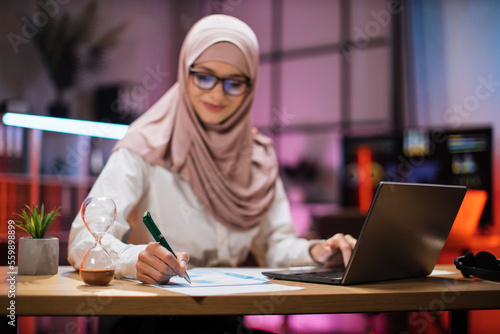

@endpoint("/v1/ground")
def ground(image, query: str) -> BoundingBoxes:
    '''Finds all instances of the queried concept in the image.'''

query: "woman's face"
[188,61,248,124]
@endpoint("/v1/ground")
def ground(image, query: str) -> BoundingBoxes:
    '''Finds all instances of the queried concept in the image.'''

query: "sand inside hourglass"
[80,268,115,285]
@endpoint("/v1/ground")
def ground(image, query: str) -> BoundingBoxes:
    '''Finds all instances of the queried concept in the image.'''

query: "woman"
[68,14,356,285]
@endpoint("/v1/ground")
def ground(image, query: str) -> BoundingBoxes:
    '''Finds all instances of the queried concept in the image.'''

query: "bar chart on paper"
[169,268,268,286]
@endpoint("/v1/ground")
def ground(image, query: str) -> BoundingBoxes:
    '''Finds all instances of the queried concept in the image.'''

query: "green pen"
[142,211,191,284]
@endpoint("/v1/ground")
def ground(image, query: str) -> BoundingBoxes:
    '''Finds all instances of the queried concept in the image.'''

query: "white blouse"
[68,148,317,279]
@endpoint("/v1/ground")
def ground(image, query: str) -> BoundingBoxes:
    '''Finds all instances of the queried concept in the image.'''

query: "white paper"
[429,269,456,276]
[127,267,304,296]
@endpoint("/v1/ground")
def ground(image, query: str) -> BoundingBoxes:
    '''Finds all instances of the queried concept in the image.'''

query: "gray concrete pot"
[18,237,59,275]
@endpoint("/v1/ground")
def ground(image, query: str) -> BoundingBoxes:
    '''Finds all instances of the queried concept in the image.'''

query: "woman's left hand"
[310,233,357,267]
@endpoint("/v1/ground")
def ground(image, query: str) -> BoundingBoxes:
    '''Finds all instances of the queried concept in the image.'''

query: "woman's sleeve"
[67,148,149,279]
[251,178,321,267]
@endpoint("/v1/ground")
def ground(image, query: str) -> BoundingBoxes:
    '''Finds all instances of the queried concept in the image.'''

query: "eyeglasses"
[189,68,251,97]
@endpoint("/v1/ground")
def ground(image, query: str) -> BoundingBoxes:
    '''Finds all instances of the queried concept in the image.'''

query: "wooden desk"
[2,265,500,317]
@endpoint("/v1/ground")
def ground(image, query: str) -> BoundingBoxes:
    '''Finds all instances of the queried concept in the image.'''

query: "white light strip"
[2,113,129,140]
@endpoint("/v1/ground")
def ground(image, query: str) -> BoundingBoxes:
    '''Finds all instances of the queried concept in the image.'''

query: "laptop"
[262,182,467,285]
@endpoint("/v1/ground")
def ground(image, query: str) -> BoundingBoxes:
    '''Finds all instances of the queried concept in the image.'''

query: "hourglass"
[80,197,116,285]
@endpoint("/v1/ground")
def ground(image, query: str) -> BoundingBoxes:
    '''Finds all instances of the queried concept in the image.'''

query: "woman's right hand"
[136,242,189,284]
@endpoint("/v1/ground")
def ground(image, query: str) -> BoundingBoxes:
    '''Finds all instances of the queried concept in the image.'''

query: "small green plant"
[14,204,61,239]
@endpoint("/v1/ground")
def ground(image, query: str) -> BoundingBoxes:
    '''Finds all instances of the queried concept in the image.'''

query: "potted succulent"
[14,204,61,275]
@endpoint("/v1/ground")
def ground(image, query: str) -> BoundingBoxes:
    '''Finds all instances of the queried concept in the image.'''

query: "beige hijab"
[114,15,278,231]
